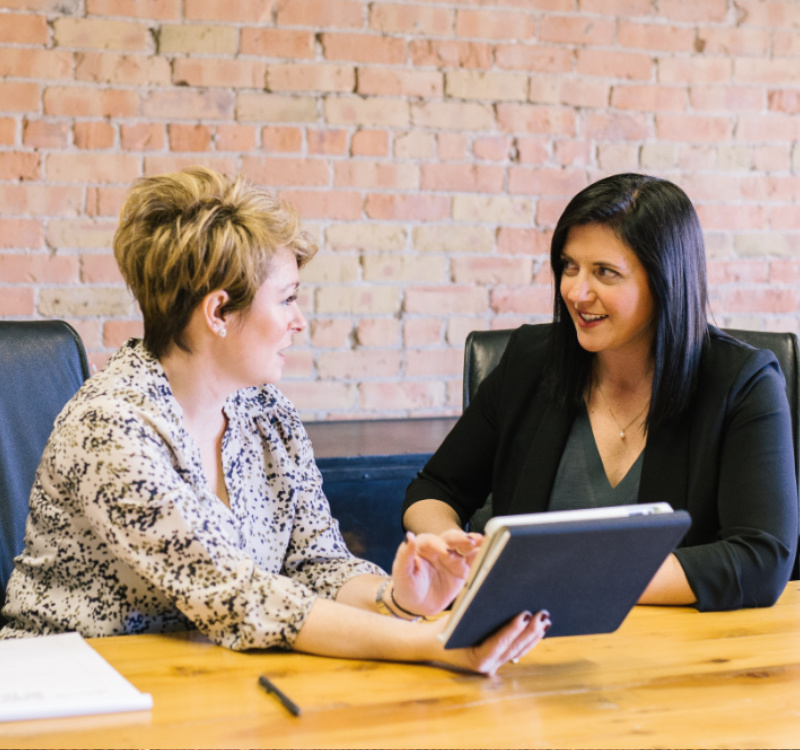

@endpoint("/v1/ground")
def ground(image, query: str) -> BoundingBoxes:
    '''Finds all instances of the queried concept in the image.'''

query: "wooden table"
[3,583,800,749]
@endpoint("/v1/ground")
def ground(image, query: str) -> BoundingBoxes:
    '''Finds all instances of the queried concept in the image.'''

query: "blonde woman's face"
[225,247,307,387]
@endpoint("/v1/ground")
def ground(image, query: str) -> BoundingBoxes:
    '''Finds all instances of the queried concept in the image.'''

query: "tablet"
[441,502,692,649]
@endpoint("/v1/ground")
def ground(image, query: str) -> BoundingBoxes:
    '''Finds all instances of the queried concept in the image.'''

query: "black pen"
[258,674,301,717]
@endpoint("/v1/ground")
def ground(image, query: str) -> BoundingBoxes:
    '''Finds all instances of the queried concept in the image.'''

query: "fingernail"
[522,611,533,624]
[543,620,552,633]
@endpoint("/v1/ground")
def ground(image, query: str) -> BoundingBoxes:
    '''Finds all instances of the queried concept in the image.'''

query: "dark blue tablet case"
[443,509,692,649]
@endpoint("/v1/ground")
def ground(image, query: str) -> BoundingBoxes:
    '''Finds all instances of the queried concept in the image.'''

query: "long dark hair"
[548,173,708,426]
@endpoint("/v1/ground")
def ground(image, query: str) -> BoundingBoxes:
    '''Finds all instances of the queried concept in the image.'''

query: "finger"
[505,611,551,664]
[391,532,417,578]
[472,611,534,676]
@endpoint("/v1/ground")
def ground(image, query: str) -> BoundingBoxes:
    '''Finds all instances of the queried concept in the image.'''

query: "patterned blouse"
[0,340,383,649]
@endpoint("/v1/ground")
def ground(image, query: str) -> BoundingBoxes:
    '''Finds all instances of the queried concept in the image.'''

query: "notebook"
[441,502,692,649]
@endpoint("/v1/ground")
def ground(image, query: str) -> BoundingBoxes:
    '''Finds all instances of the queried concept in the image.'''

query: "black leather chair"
[463,325,800,574]
[0,321,90,620]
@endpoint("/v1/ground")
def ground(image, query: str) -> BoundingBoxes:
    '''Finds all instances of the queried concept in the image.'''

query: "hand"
[432,609,552,676]
[391,530,483,618]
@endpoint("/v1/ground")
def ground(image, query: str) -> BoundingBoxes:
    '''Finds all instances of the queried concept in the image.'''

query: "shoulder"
[502,323,553,366]
[703,327,783,385]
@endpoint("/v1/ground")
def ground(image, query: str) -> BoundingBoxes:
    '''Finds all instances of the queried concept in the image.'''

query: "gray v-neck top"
[548,403,644,511]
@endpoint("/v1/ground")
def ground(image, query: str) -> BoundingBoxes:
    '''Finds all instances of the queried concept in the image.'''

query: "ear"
[199,289,231,336]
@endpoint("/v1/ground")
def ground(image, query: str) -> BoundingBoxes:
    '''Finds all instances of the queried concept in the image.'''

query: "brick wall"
[1,0,799,420]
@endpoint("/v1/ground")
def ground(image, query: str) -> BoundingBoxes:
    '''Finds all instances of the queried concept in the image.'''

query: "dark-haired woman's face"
[559,223,655,360]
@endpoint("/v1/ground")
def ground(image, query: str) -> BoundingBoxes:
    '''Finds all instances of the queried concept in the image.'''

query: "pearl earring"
[218,327,227,338]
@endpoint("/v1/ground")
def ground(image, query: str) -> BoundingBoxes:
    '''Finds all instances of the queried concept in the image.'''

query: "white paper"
[0,631,153,722]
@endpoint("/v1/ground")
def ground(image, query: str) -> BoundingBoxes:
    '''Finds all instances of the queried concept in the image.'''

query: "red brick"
[241,157,329,188]
[0,287,34,316]
[120,122,165,151]
[452,257,531,284]
[184,0,272,21]
[612,85,686,112]
[81,253,126,284]
[405,286,487,315]
[310,319,352,348]
[707,259,769,285]
[0,253,78,283]
[23,120,70,149]
[404,319,444,348]
[103,319,144,348]
[769,90,800,114]
[771,206,800,231]
[437,133,468,161]
[737,113,800,142]
[735,0,800,26]
[356,318,398,348]
[540,15,615,45]
[456,9,537,40]
[325,97,409,127]
[473,136,514,162]
[214,124,256,152]
[658,0,727,23]
[261,126,303,153]
[555,140,592,167]
[167,123,211,152]
[370,4,453,35]
[87,0,181,19]
[351,129,388,157]
[365,194,450,221]
[490,286,552,315]
[45,153,140,184]
[580,0,652,12]
[508,167,587,197]
[722,287,799,314]
[317,350,402,380]
[142,89,234,120]
[699,27,770,56]
[0,12,48,43]
[659,57,731,84]
[267,63,355,93]
[421,163,505,194]
[516,137,549,165]
[75,52,170,86]
[0,152,40,181]
[774,30,800,56]
[321,33,405,64]
[47,219,117,250]
[576,49,653,80]
[44,87,139,117]
[495,44,572,73]
[0,184,83,216]
[695,203,770,232]
[145,155,237,177]
[411,101,492,131]
[275,0,363,28]
[497,103,577,135]
[735,58,800,86]
[0,219,43,248]
[241,28,315,59]
[74,121,115,149]
[656,114,733,142]
[358,69,442,98]
[173,59,266,89]
[280,190,362,221]
[53,17,150,51]
[583,113,650,140]
[406,349,462,378]
[617,21,695,52]
[334,161,418,190]
[0,118,14,146]
[409,40,492,70]
[497,227,551,256]
[359,382,445,413]
[0,81,39,112]
[691,86,764,112]
[85,186,128,217]
[0,48,72,79]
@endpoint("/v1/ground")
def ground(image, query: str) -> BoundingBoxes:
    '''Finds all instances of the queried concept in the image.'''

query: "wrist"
[375,578,427,622]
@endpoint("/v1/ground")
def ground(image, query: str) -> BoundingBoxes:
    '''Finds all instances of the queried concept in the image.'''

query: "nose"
[292,304,307,333]
[563,274,593,305]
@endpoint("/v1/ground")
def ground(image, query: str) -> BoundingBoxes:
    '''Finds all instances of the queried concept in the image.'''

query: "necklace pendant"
[620,430,626,439]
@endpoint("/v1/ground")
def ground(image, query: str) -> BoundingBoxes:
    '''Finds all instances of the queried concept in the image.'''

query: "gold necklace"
[596,383,650,440]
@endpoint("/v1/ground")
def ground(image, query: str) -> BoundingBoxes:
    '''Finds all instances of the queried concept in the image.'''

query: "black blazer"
[405,324,798,611]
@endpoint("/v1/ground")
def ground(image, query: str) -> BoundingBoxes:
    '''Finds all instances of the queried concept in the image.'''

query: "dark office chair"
[0,321,90,620]
[462,325,800,574]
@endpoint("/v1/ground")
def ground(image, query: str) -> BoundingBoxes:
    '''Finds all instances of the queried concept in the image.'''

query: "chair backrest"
[0,321,90,616]
[463,326,800,575]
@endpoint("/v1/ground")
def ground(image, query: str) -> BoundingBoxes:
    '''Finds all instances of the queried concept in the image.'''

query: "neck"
[592,349,654,394]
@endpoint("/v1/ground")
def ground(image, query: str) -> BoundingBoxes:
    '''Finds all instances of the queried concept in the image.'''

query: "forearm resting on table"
[403,499,463,535]
[638,553,696,606]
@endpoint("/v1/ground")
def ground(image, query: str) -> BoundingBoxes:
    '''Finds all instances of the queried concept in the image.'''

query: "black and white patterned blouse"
[0,339,382,649]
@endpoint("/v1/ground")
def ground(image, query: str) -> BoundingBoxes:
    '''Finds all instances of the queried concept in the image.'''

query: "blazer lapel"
[640,416,690,510]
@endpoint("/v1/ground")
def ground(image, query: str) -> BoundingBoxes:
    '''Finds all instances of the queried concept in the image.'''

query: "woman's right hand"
[427,609,552,676]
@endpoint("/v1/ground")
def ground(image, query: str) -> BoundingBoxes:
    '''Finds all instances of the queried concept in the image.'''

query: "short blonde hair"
[113,167,317,358]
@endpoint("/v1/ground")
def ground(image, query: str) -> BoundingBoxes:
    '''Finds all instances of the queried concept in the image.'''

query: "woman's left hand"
[390,530,483,617]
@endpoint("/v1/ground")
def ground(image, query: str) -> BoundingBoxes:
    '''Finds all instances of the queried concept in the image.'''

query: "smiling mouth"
[578,312,608,323]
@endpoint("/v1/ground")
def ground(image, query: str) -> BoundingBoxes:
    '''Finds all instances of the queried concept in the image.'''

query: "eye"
[597,266,621,280]
[283,293,298,305]
[561,256,578,275]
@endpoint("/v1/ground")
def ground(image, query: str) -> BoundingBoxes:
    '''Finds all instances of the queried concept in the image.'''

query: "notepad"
[0,631,153,722]
[441,502,692,649]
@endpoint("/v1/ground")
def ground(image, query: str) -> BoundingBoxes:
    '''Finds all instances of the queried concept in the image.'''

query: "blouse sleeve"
[675,353,798,610]
[57,400,324,651]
